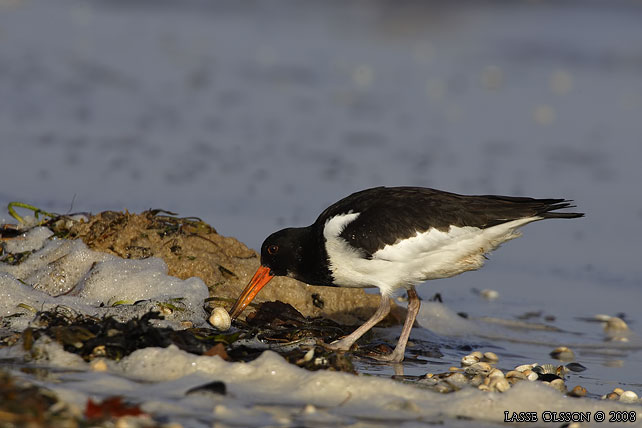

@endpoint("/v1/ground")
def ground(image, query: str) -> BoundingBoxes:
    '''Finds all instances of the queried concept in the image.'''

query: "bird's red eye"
[267,245,279,255]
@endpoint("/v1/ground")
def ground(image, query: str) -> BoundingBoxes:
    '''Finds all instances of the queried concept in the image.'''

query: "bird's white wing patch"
[324,215,543,296]
[373,216,542,281]
[323,212,360,239]
[373,226,481,262]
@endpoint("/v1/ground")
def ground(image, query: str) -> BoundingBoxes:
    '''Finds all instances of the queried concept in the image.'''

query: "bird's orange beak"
[229,265,275,320]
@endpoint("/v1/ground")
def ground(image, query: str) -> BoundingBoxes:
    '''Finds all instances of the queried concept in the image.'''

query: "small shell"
[303,348,315,362]
[526,371,539,381]
[568,385,587,397]
[209,307,232,331]
[469,374,484,386]
[489,377,511,392]
[483,351,499,362]
[466,362,492,375]
[488,368,504,379]
[480,289,499,300]
[613,387,624,396]
[550,346,574,361]
[303,404,317,414]
[594,314,612,322]
[548,378,566,393]
[605,317,629,331]
[444,372,468,388]
[533,363,558,375]
[461,354,480,366]
[90,359,108,372]
[620,391,638,403]
[470,351,484,359]
[515,363,537,372]
[505,370,527,380]
[604,392,620,400]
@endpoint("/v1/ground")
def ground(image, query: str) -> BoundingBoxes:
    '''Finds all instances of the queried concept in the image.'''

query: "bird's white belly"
[323,213,541,296]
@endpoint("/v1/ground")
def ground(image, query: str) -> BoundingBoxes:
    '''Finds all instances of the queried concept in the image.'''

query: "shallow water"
[1,0,642,425]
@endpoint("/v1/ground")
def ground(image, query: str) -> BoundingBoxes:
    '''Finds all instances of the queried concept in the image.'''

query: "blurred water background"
[1,0,642,398]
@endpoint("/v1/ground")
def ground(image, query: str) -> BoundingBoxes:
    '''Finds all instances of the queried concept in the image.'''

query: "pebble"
[209,307,232,331]
[550,346,574,361]
[613,387,624,396]
[526,371,539,382]
[620,391,638,403]
[604,392,620,400]
[568,385,587,397]
[483,351,499,362]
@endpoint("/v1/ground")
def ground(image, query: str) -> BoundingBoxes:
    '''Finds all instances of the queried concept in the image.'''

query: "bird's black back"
[314,186,583,257]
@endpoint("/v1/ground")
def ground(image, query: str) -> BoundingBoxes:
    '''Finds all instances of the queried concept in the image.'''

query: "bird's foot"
[323,338,355,352]
[367,349,405,363]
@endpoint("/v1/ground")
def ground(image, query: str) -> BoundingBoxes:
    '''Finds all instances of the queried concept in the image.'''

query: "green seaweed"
[7,202,57,225]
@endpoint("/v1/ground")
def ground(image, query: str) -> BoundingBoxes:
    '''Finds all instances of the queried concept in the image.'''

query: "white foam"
[25,344,639,426]
[2,226,53,253]
[0,229,210,329]
[416,301,482,337]
[0,238,113,297]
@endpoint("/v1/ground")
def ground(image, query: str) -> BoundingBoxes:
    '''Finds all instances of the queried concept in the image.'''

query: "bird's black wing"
[315,186,583,257]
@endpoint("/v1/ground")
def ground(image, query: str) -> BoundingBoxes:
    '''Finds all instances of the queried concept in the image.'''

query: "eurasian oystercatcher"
[230,186,583,362]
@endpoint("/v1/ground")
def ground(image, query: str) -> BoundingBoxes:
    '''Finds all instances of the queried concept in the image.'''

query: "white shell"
[488,368,504,378]
[515,363,537,372]
[209,307,232,331]
[489,377,510,392]
[620,391,639,403]
[480,289,499,300]
[303,349,315,362]
[90,359,108,372]
[469,351,484,360]
[605,317,629,331]
[483,351,499,362]
[461,354,480,366]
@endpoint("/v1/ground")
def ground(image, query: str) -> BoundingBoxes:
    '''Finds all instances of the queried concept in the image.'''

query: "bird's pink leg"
[371,286,420,363]
[325,295,391,351]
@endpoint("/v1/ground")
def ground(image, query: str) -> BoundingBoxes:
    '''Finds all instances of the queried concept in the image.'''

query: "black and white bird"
[229,186,583,362]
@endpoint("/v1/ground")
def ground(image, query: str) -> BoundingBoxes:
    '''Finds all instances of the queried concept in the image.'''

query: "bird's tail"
[536,199,584,219]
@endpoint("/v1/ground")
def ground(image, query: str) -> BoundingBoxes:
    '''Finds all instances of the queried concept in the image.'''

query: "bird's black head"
[259,227,305,278]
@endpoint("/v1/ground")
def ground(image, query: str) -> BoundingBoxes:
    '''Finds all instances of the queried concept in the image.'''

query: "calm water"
[1,0,642,406]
